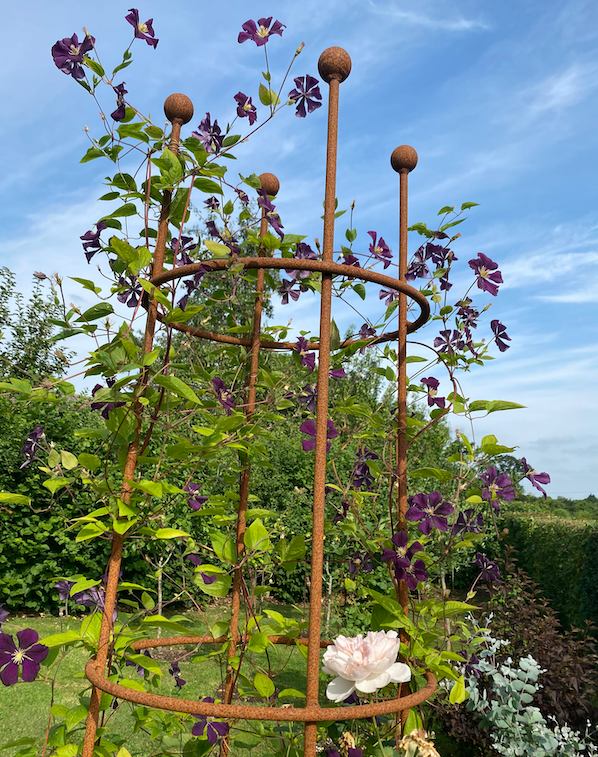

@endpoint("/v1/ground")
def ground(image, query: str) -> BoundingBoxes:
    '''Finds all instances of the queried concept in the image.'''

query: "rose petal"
[355,671,391,693]
[326,676,355,703]
[387,662,412,683]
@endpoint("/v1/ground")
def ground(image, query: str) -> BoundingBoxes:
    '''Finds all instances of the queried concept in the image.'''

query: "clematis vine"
[288,75,322,118]
[468,252,503,296]
[125,8,158,48]
[295,337,316,372]
[51,33,95,80]
[238,17,285,46]
[480,466,515,511]
[381,531,428,589]
[491,319,511,352]
[110,82,128,121]
[367,231,392,268]
[421,377,445,409]
[0,629,48,686]
[521,458,550,498]
[192,698,229,743]
[233,92,257,125]
[184,482,208,511]
[322,630,411,702]
[20,426,45,469]
[300,418,339,452]
[81,221,107,262]
[212,378,235,415]
[192,113,223,155]
[406,492,454,535]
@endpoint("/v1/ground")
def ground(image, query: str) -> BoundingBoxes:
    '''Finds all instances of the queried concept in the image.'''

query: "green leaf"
[152,148,183,184]
[486,400,526,414]
[76,523,105,542]
[127,653,162,676]
[154,528,189,539]
[40,630,82,648]
[105,203,137,219]
[480,434,516,455]
[449,675,468,704]
[244,518,271,551]
[78,453,101,471]
[254,672,275,698]
[204,240,230,257]
[0,378,31,394]
[330,319,341,351]
[116,122,150,144]
[442,601,479,617]
[258,83,273,106]
[194,566,232,598]
[85,58,105,77]
[353,283,366,300]
[408,467,453,482]
[43,478,72,494]
[440,218,466,232]
[247,632,270,653]
[153,374,201,404]
[76,303,114,322]
[70,277,102,294]
[0,492,30,506]
[60,451,79,471]
[210,530,236,564]
[461,201,479,211]
[141,616,192,635]
[80,147,105,163]
[194,177,223,195]
[278,688,306,699]
[65,704,88,731]
[437,205,454,215]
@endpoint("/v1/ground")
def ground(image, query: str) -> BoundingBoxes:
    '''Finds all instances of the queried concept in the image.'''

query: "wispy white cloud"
[367,1,489,31]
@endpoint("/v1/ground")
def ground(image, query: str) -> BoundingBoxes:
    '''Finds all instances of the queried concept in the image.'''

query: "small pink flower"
[322,630,411,702]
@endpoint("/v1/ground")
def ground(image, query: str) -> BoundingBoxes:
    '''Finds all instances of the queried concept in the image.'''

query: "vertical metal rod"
[81,95,193,757]
[304,47,351,757]
[390,144,418,732]
[221,174,278,757]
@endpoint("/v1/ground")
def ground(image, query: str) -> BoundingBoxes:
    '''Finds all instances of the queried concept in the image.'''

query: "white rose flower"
[322,630,412,703]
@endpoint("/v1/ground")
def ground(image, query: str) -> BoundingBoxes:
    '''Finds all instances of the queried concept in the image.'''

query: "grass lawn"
[0,604,319,756]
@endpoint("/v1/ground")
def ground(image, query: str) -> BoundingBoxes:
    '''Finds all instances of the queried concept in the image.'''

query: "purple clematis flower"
[456,298,479,330]
[421,377,445,409]
[458,650,481,679]
[434,329,464,355]
[171,235,198,266]
[192,698,229,742]
[352,447,379,491]
[117,276,142,308]
[286,242,317,280]
[329,368,347,381]
[206,221,241,255]
[0,629,48,686]
[235,186,249,205]
[405,245,431,281]
[53,580,75,602]
[20,426,44,469]
[357,323,376,355]
[427,242,456,267]
[125,9,158,48]
[177,265,209,311]
[51,33,95,80]
[451,509,484,536]
[297,384,318,412]
[379,288,398,307]
[90,385,126,420]
[480,467,515,512]
[0,604,9,630]
[521,458,550,498]
[333,499,349,524]
[325,749,341,757]
[468,253,503,296]
[111,82,127,121]
[406,492,454,535]
[295,337,316,373]
[192,113,223,155]
[257,189,284,238]
[278,278,300,305]
[126,649,151,677]
[474,552,500,585]
[348,749,363,757]
[184,482,208,511]
[212,378,235,415]
[238,17,285,46]
[71,585,117,621]
[300,419,339,452]
[367,231,393,269]
[348,552,373,577]
[288,75,322,118]
[81,221,107,263]
[490,319,511,352]
[204,196,220,211]
[233,92,257,125]
[186,555,217,585]
[381,531,428,590]
[168,660,186,689]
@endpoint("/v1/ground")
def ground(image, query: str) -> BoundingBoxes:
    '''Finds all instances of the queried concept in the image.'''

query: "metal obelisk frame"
[81,48,435,757]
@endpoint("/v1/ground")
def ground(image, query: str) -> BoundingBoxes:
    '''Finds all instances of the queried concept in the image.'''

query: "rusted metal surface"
[82,52,437,757]
[85,652,436,721]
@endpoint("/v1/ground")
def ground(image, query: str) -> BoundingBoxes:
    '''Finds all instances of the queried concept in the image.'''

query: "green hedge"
[501,512,598,629]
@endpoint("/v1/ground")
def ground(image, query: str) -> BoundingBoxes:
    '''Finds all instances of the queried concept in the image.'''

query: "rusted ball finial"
[391,145,418,174]
[164,93,194,124]
[258,172,280,197]
[318,47,352,83]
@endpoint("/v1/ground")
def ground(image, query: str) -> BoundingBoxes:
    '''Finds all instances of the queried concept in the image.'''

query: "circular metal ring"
[85,633,436,722]
[151,256,430,350]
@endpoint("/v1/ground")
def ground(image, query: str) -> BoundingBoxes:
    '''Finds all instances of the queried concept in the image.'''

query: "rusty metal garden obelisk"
[81,47,435,757]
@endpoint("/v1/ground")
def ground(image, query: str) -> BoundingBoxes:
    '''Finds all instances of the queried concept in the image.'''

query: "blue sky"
[2,0,598,498]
